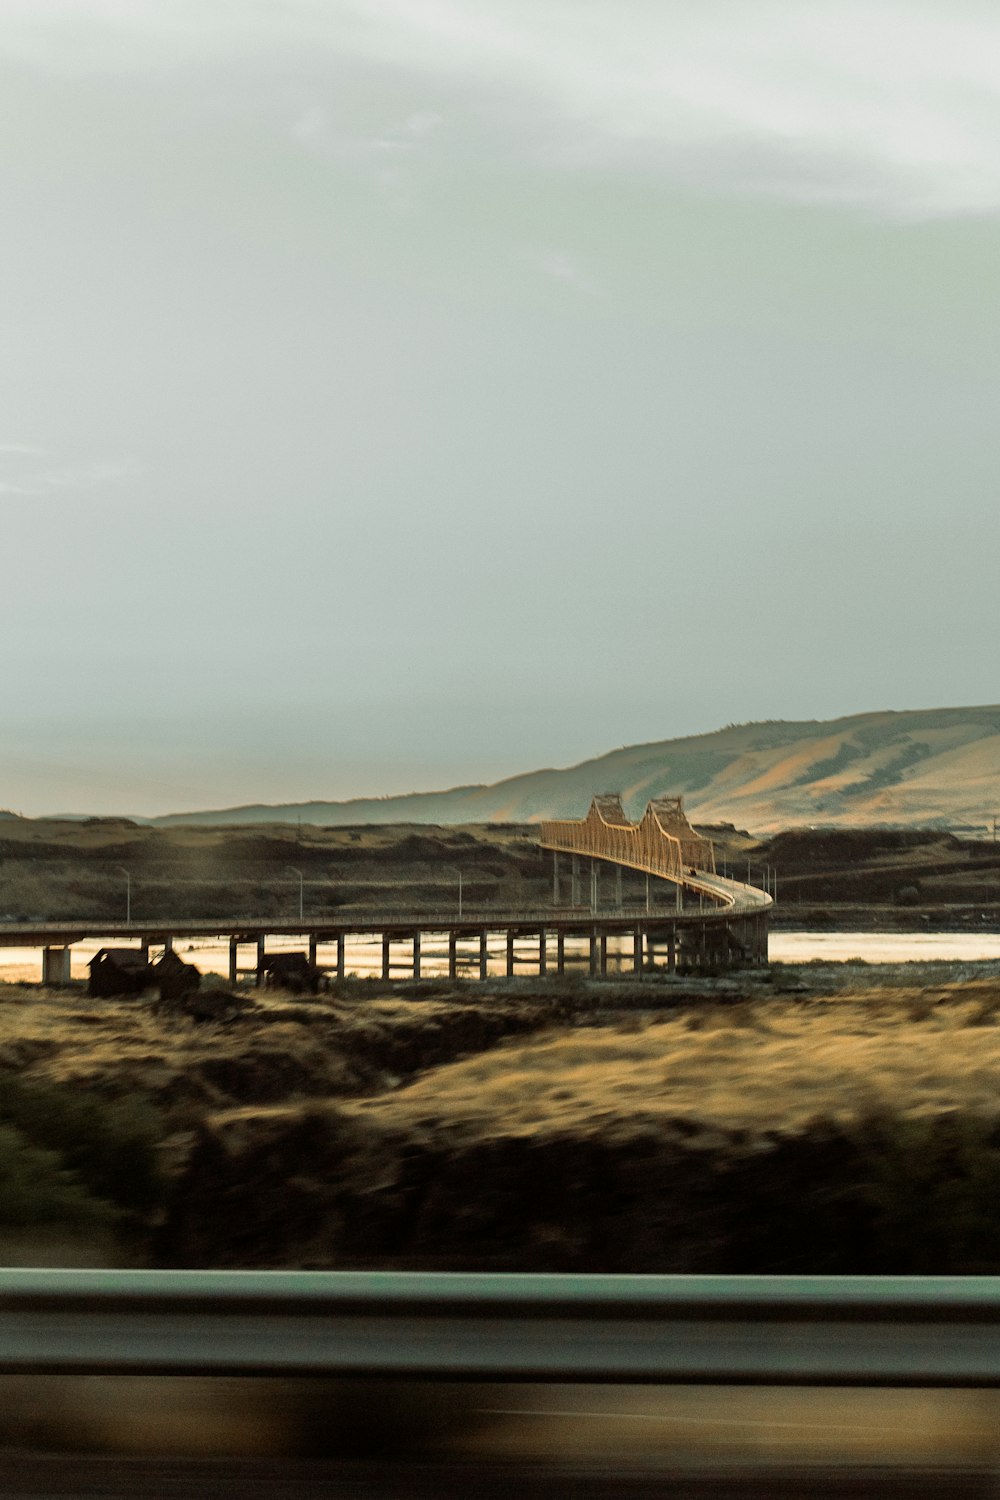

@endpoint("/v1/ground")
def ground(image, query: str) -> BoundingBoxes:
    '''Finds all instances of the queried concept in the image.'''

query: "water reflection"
[2,929,1000,983]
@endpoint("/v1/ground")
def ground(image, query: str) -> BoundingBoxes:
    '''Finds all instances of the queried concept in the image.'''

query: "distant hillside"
[148,706,1000,834]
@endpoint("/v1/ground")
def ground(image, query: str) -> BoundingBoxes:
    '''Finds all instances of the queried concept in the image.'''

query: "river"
[2,930,1000,983]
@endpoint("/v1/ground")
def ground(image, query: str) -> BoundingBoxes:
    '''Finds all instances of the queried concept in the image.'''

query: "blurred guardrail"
[3,1271,1000,1384]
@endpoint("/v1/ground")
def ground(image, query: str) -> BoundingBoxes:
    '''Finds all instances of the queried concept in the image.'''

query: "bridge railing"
[541,814,683,884]
[540,799,716,889]
[540,798,772,915]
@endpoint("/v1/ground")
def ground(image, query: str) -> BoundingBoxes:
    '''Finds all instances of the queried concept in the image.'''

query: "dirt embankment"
[158,973,1000,1274]
[759,827,1000,912]
[0,979,576,1264]
[0,983,570,1114]
[8,969,1000,1273]
[0,819,546,923]
[7,813,1000,931]
[164,1103,965,1274]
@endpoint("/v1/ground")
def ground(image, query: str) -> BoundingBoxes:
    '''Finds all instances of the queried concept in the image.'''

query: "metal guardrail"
[2,1271,1000,1384]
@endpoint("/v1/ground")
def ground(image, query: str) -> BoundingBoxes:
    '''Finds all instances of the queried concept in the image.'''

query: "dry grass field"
[353,979,1000,1139]
[3,967,1000,1271]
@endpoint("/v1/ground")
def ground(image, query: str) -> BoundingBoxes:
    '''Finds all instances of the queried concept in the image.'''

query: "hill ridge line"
[140,705,1000,834]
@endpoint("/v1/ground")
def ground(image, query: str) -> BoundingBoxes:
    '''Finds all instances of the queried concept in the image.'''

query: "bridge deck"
[0,904,759,948]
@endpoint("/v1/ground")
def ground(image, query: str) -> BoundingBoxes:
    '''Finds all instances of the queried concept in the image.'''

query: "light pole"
[285,866,304,922]
[116,866,131,925]
[444,867,464,919]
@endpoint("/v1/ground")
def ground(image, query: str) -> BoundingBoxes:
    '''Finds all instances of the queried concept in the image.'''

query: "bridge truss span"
[539,794,772,917]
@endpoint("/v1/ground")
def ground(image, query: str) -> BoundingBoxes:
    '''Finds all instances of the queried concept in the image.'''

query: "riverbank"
[5,817,1000,934]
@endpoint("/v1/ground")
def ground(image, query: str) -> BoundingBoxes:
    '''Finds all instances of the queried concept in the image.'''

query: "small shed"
[263,952,321,995]
[154,948,201,1002]
[88,948,153,998]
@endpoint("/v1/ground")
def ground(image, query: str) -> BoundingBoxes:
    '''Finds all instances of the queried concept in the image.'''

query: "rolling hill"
[151,705,1000,834]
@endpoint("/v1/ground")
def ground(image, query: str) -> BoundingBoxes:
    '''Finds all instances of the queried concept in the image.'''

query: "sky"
[2,0,999,816]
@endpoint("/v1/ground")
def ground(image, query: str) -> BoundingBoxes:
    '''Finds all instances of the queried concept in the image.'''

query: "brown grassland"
[2,964,1000,1272]
[351,979,1000,1136]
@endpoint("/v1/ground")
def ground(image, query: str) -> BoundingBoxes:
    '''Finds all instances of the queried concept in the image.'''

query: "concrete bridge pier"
[506,930,515,977]
[307,934,317,968]
[229,938,239,985]
[556,931,565,975]
[412,931,421,980]
[41,946,71,986]
[538,928,547,976]
[382,933,391,981]
[448,931,458,979]
[649,930,678,972]
[726,917,763,970]
[731,914,766,966]
[479,930,489,980]
[633,924,643,976]
[589,931,599,976]
[255,935,266,987]
[336,935,346,982]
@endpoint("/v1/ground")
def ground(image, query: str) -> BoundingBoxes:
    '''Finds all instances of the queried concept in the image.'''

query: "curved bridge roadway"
[540,794,773,918]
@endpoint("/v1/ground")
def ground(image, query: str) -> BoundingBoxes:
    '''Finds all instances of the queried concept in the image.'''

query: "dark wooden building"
[88,948,153,997]
[263,952,321,994]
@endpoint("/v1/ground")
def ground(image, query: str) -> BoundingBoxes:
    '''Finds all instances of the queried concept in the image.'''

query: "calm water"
[2,930,1000,983]
[770,931,1000,964]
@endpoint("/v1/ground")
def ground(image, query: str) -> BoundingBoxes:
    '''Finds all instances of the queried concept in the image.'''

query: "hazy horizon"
[12,699,1000,823]
[3,2,999,816]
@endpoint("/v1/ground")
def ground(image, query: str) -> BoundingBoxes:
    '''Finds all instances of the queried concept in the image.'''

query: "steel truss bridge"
[539,794,772,967]
[0,796,771,982]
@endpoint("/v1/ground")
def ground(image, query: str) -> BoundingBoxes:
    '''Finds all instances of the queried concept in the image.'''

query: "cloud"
[5,1,1000,217]
[0,455,136,498]
[288,96,447,210]
[291,101,444,155]
[534,249,599,295]
[321,0,1000,218]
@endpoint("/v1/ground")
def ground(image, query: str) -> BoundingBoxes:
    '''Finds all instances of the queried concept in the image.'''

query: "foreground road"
[0,1457,994,1500]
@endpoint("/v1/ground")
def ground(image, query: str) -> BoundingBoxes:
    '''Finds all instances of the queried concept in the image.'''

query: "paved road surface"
[0,1456,994,1500]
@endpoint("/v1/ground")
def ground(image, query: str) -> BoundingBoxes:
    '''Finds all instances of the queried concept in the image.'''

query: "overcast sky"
[2,1,999,815]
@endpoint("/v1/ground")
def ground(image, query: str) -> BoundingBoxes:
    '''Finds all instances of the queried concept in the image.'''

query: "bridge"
[0,796,770,984]
[540,793,771,965]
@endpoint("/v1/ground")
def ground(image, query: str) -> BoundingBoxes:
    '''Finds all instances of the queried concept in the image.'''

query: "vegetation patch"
[6,972,1000,1272]
[0,1073,164,1252]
